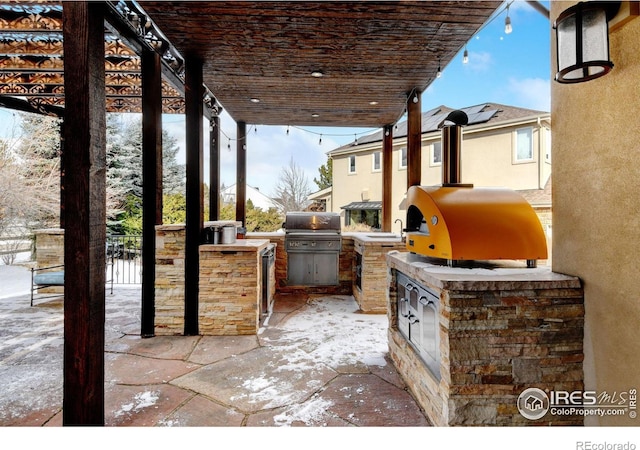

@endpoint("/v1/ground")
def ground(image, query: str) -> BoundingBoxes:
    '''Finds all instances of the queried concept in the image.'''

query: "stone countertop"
[200,239,271,252]
[387,250,581,291]
[157,221,243,232]
[346,232,404,245]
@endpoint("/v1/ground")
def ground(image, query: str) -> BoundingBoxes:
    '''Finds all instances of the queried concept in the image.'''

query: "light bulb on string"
[286,125,290,136]
[505,5,512,34]
[319,134,322,146]
[463,47,469,64]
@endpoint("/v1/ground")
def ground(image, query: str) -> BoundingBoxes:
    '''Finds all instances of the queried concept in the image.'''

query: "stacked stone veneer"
[386,251,585,426]
[198,241,270,335]
[155,224,271,335]
[155,224,187,334]
[352,235,405,313]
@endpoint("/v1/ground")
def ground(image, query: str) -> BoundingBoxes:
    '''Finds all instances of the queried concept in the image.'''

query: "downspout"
[537,116,543,189]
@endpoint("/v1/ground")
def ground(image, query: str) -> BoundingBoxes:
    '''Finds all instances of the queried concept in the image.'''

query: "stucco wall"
[551,1,640,426]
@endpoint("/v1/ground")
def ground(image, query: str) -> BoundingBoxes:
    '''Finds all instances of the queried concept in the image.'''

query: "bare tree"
[0,116,60,235]
[272,157,311,212]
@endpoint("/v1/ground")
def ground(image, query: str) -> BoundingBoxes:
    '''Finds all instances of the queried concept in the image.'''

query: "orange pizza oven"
[405,185,548,266]
[404,110,548,267]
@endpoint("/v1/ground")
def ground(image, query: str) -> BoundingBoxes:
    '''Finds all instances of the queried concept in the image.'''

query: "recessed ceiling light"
[250,98,260,103]
[369,101,379,105]
[311,70,324,78]
[311,113,320,118]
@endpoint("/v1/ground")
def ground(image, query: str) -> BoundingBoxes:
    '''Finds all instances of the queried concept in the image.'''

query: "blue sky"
[0,0,551,197]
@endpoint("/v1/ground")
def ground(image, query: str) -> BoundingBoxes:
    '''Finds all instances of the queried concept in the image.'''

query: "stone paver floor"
[0,287,430,427]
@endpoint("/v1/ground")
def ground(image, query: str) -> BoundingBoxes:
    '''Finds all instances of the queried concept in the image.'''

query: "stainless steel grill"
[283,212,341,286]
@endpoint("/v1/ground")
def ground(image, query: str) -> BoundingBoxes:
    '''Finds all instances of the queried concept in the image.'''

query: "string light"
[437,58,442,78]
[215,120,380,148]
[504,4,513,34]
[463,46,469,64]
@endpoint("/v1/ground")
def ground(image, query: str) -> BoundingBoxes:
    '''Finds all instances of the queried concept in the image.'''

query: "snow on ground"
[266,295,389,370]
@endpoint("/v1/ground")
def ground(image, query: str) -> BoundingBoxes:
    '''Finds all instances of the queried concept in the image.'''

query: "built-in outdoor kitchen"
[152,214,403,335]
[384,111,585,426]
[30,112,585,427]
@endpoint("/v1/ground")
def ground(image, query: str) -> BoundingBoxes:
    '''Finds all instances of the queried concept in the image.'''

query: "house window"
[345,208,381,229]
[399,147,407,169]
[431,142,442,166]
[372,151,381,172]
[348,155,356,174]
[515,127,534,162]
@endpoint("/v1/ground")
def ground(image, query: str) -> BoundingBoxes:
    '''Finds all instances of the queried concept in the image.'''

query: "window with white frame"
[515,127,534,162]
[399,147,407,169]
[348,155,356,174]
[431,141,442,166]
[372,151,381,172]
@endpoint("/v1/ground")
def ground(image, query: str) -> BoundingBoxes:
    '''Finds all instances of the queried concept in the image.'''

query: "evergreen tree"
[314,156,332,190]
[106,115,186,233]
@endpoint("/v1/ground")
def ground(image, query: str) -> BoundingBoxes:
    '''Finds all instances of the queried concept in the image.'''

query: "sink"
[365,234,399,239]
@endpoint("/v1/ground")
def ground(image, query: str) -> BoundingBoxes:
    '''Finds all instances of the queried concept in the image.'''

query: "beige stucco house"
[326,103,552,233]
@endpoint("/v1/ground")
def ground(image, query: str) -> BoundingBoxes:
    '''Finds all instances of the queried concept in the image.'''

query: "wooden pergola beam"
[184,55,204,336]
[209,115,221,221]
[382,124,393,232]
[61,1,106,426]
[407,90,422,188]
[236,121,247,227]
[140,48,163,338]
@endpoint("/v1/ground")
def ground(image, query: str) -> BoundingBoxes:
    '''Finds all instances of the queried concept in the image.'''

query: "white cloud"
[506,77,550,111]
[466,51,493,73]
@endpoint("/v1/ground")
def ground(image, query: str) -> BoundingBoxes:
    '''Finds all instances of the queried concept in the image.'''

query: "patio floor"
[0,285,430,427]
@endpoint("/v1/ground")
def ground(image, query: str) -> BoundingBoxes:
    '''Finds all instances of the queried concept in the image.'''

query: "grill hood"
[405,109,547,266]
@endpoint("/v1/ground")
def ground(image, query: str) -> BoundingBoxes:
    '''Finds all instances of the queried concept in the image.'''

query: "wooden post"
[209,115,220,221]
[140,49,163,338]
[382,124,393,232]
[184,56,204,336]
[59,121,65,229]
[407,90,422,188]
[61,1,106,426]
[236,121,246,227]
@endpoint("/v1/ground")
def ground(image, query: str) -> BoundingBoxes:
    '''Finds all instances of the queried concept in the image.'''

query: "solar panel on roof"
[423,115,444,132]
[462,104,488,115]
[467,110,498,125]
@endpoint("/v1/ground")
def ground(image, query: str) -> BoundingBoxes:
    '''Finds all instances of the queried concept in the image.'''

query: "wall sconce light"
[554,1,621,83]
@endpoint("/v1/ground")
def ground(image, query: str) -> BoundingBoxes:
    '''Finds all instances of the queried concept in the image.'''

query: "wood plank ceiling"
[0,1,503,127]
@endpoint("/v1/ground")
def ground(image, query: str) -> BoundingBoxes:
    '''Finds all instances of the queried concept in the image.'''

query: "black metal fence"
[106,234,142,285]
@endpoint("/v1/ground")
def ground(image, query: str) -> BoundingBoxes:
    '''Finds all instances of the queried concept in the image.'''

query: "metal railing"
[107,234,142,285]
